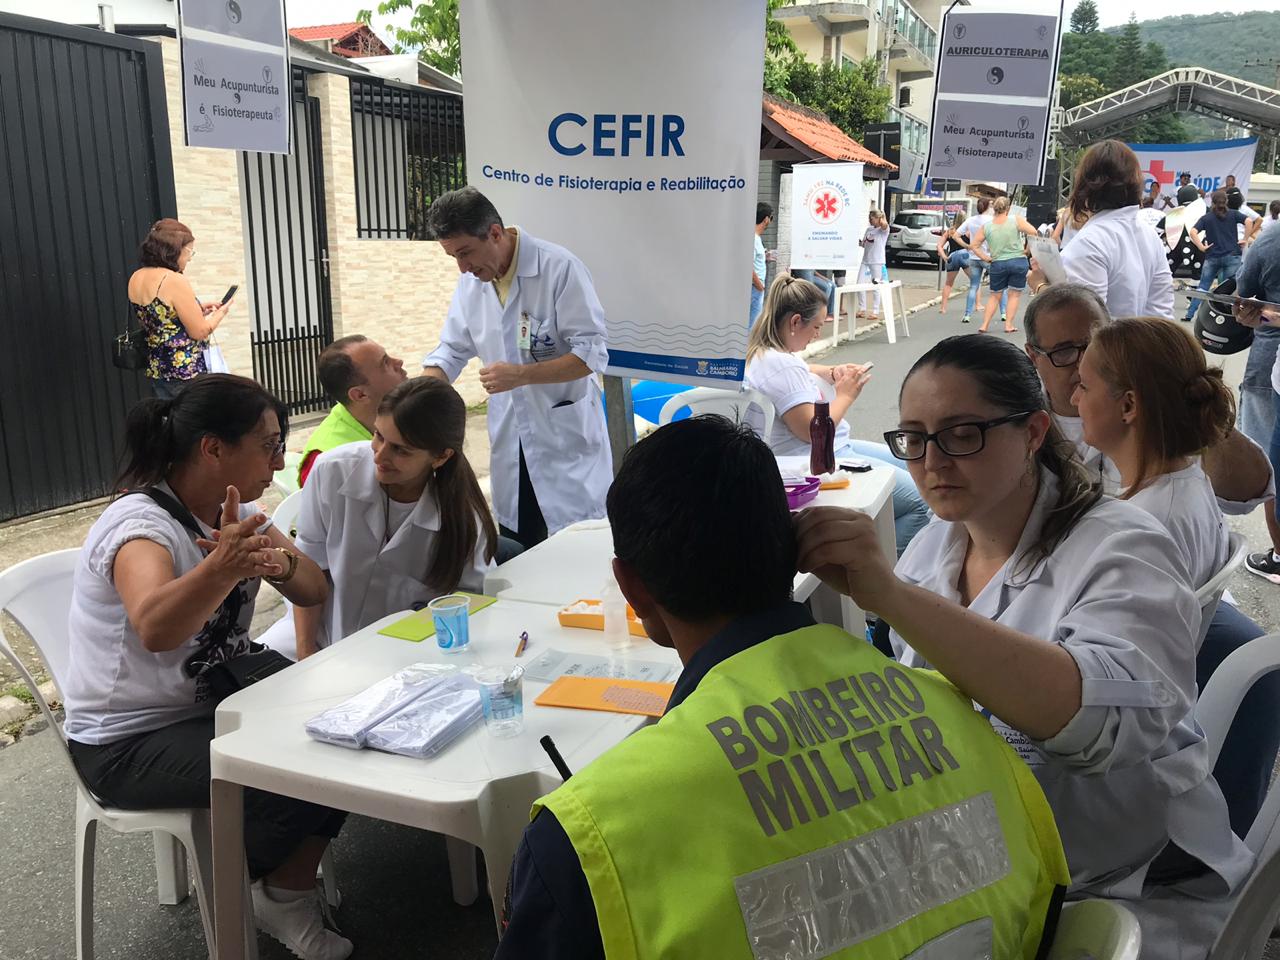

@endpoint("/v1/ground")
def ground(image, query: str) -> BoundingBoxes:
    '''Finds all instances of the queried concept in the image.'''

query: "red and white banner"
[789,162,867,273]
[1129,137,1259,199]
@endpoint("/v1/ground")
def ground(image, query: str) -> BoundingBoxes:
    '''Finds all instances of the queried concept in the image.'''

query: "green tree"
[1070,0,1099,34]
[780,58,891,139]
[1108,15,1146,90]
[356,0,461,77]
[1058,73,1106,109]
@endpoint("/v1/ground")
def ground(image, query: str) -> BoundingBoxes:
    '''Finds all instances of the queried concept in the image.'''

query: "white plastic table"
[209,599,680,958]
[832,279,910,345]
[485,463,897,630]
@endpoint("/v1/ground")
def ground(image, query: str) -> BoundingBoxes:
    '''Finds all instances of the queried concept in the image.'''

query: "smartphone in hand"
[221,284,239,305]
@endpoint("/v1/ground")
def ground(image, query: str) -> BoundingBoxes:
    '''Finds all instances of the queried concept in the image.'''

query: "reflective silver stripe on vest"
[734,793,1010,960]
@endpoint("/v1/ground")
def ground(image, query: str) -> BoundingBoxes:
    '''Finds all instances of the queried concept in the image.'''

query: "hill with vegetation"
[1112,11,1280,89]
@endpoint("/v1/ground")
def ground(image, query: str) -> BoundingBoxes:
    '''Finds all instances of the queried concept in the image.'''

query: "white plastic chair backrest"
[1207,650,1280,960]
[0,549,81,749]
[273,488,304,537]
[1046,899,1141,960]
[656,387,777,440]
[1194,531,1248,651]
[1195,631,1280,773]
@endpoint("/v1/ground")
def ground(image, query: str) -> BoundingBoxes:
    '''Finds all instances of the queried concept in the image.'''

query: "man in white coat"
[422,187,612,548]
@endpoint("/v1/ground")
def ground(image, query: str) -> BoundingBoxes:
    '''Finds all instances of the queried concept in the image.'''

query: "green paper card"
[378,593,500,642]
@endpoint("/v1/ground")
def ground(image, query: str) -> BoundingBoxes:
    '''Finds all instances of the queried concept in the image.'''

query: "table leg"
[882,286,897,345]
[897,286,910,338]
[212,778,248,960]
[446,836,480,906]
[874,498,896,567]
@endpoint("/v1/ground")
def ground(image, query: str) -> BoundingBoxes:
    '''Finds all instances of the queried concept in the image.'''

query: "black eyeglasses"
[1028,341,1088,368]
[884,411,1035,461]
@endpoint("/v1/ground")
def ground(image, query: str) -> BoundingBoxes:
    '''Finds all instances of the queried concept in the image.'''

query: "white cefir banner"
[458,0,764,387]
[927,1,1064,187]
[790,163,867,274]
[1128,138,1260,199]
[178,0,290,154]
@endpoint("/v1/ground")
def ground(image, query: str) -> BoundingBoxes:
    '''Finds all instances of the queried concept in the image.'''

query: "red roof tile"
[762,93,897,170]
[289,23,365,42]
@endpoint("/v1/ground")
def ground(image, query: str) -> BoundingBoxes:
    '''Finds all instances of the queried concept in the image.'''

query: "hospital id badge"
[517,313,531,351]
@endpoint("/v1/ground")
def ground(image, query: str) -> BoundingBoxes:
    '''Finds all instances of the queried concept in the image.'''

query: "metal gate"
[0,14,177,521]
[240,67,333,416]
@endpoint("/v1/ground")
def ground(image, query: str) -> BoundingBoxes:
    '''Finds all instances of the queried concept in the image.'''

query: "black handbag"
[133,487,295,699]
[113,308,148,370]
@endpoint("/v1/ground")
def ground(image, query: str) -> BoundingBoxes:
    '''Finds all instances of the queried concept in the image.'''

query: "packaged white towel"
[304,663,458,749]
[365,675,483,759]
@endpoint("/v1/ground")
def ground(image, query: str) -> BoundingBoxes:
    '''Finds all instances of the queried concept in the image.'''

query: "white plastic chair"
[657,387,777,440]
[0,549,336,959]
[272,488,304,539]
[1195,532,1249,652]
[1197,633,1280,958]
[1046,899,1141,960]
[271,451,302,496]
[0,550,218,959]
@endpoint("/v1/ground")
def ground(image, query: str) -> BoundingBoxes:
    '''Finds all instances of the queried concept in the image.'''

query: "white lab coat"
[423,229,612,534]
[892,471,1252,959]
[1059,205,1175,319]
[263,443,492,653]
[1053,412,1275,518]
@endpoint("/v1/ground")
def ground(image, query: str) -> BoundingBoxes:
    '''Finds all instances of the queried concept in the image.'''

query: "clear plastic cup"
[476,665,524,738]
[429,594,471,653]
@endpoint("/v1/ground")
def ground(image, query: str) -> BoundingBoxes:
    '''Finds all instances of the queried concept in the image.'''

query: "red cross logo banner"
[812,191,841,221]
[1143,160,1176,189]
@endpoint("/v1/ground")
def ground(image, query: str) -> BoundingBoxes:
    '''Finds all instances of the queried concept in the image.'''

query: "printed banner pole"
[458,0,764,389]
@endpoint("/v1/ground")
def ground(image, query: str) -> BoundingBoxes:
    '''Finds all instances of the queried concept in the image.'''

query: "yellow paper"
[534,676,675,717]
[378,593,499,642]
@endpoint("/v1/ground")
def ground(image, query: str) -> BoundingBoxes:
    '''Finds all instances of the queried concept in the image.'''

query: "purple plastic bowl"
[783,476,821,511]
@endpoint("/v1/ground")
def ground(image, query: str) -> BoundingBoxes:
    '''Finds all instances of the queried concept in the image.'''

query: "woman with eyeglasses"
[794,335,1249,958]
[744,274,931,555]
[62,375,354,960]
[275,377,497,660]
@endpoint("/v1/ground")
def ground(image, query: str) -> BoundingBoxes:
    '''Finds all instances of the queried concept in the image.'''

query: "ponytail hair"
[747,274,827,363]
[901,335,1100,567]
[1088,317,1235,497]
[116,374,288,489]
[378,378,497,590]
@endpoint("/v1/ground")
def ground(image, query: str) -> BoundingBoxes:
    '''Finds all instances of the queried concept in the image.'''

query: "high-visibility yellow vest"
[298,404,371,486]
[535,624,1069,960]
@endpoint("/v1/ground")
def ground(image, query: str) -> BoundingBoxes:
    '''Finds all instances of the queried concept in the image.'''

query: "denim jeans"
[1238,326,1280,446]
[749,286,764,328]
[1185,253,1244,319]
[837,439,932,556]
[963,261,1008,317]
[791,269,837,317]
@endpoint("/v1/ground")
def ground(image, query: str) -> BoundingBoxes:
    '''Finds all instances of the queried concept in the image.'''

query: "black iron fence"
[349,76,465,239]
[241,67,334,416]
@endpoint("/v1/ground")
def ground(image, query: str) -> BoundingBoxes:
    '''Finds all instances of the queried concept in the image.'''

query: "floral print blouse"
[137,296,207,382]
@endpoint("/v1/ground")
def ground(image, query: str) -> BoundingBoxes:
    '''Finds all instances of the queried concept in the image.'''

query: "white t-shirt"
[1238,205,1261,244]
[1137,207,1165,231]
[862,226,889,266]
[744,349,851,457]
[64,484,269,745]
[958,213,993,255]
[1125,462,1229,590]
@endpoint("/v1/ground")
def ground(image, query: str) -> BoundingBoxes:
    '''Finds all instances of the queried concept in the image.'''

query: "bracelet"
[265,548,299,585]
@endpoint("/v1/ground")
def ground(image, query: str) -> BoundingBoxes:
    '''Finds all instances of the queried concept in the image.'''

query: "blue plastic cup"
[429,594,471,653]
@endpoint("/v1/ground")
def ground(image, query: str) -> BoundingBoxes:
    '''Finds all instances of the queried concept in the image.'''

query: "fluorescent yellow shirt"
[493,227,521,307]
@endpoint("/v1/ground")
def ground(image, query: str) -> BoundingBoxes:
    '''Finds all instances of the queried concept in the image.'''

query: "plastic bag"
[365,675,483,759]
[304,663,458,749]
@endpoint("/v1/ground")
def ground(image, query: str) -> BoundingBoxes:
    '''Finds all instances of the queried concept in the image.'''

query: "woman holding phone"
[126,219,235,399]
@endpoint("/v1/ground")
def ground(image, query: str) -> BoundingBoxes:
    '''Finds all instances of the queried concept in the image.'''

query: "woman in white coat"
[282,378,497,658]
[744,274,931,554]
[795,334,1251,959]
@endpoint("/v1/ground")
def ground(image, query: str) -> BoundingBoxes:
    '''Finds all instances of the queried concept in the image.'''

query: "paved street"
[3,266,1279,958]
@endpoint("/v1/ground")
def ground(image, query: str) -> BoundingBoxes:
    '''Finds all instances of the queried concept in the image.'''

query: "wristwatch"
[265,548,299,585]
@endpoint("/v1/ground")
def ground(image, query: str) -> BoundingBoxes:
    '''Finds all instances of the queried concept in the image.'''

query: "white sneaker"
[251,881,353,960]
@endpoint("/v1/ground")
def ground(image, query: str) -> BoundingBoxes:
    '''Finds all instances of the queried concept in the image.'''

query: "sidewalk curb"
[803,294,944,360]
